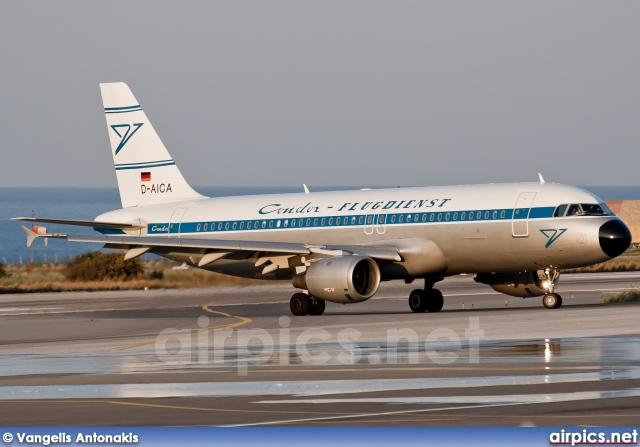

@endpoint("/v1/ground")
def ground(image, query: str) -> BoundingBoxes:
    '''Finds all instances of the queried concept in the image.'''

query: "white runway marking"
[0,369,638,400]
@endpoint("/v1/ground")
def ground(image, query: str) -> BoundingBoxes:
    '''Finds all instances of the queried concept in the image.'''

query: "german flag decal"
[141,172,151,182]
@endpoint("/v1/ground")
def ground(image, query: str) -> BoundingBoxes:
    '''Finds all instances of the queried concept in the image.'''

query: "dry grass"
[0,259,267,294]
[600,289,640,304]
[562,257,640,274]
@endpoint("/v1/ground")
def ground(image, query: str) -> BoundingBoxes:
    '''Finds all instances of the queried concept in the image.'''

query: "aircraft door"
[512,192,537,237]
[376,213,387,234]
[169,207,188,237]
[364,213,375,235]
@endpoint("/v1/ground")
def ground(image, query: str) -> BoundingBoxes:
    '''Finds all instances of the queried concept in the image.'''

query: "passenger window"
[406,214,412,222]
[453,212,458,221]
[445,213,450,221]
[358,216,364,224]
[554,204,568,217]
[232,222,237,230]
[461,212,466,220]
[484,211,490,219]
[430,214,435,222]
[477,211,482,219]
[240,222,245,229]
[422,214,427,222]
[321,218,326,225]
[399,215,404,223]
[313,218,318,226]
[500,210,505,219]
[291,219,296,227]
[391,215,396,223]
[196,223,201,231]
[225,222,230,230]
[204,223,208,231]
[306,218,311,226]
[218,223,222,230]
[261,221,266,229]
[269,220,274,228]
[566,204,582,216]
[492,211,497,219]
[437,213,442,221]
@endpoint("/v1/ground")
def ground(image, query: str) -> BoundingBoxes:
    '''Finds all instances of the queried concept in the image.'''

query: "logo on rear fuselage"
[540,228,567,248]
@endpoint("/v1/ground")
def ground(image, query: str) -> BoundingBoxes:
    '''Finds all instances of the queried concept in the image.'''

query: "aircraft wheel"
[543,293,562,309]
[409,289,428,313]
[309,298,326,315]
[426,289,444,312]
[290,293,311,316]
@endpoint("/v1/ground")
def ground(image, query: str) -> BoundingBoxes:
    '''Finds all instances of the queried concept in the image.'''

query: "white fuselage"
[95,182,619,279]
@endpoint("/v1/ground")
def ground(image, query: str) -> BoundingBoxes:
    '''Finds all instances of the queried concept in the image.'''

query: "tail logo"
[111,123,144,155]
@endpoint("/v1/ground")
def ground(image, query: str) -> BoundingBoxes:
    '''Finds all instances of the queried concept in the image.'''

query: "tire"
[309,298,326,315]
[290,293,311,316]
[426,289,444,312]
[543,293,562,309]
[409,289,428,313]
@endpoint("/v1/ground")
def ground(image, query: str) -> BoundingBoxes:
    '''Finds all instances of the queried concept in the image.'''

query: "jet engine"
[295,256,381,303]
[474,271,557,298]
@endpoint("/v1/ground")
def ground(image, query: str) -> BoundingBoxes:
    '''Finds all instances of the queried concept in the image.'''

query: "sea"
[1,186,639,265]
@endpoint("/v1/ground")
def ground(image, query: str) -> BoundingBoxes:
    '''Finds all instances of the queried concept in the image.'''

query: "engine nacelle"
[300,256,381,303]
[474,271,557,298]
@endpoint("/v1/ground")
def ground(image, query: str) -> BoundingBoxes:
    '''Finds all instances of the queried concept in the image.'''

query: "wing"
[20,226,401,273]
[11,217,144,230]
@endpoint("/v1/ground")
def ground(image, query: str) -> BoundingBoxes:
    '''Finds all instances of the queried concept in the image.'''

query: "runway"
[0,272,639,426]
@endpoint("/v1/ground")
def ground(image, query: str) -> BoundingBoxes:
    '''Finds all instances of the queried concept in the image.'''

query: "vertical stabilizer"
[100,82,204,208]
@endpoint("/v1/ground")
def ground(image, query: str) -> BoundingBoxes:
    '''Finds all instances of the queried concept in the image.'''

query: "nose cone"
[599,219,632,258]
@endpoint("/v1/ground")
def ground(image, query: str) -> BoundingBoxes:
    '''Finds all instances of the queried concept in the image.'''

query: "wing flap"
[67,234,312,254]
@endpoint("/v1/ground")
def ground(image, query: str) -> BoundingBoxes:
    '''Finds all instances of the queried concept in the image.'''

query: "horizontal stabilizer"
[20,226,67,248]
[11,217,144,230]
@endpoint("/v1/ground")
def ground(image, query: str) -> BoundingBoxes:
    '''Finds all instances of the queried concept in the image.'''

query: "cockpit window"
[554,204,568,217]
[580,204,607,215]
[566,204,583,216]
[556,203,609,217]
[600,202,614,215]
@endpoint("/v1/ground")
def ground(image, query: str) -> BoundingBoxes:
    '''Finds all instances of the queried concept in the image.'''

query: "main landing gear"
[290,292,326,316]
[541,268,562,309]
[408,284,444,313]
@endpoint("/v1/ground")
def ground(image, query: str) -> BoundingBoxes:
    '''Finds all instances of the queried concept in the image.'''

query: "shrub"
[62,251,144,282]
[0,263,8,278]
[600,289,640,304]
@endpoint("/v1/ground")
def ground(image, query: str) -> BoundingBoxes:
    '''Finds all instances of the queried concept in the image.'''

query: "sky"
[1,1,639,188]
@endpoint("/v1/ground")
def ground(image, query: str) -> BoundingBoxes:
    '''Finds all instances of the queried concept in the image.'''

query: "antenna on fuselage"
[303,184,310,195]
[538,173,545,184]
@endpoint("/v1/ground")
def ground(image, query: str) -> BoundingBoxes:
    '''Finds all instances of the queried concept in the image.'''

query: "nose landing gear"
[540,268,562,309]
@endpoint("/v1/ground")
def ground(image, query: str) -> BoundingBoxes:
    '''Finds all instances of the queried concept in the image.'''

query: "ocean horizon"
[2,185,639,264]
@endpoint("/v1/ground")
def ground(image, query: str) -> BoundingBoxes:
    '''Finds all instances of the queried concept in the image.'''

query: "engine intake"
[299,256,381,303]
[474,271,557,298]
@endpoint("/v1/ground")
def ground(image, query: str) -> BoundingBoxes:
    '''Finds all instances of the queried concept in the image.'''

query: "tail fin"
[100,82,204,208]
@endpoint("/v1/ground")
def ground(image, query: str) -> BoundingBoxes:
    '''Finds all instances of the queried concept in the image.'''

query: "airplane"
[13,82,632,316]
